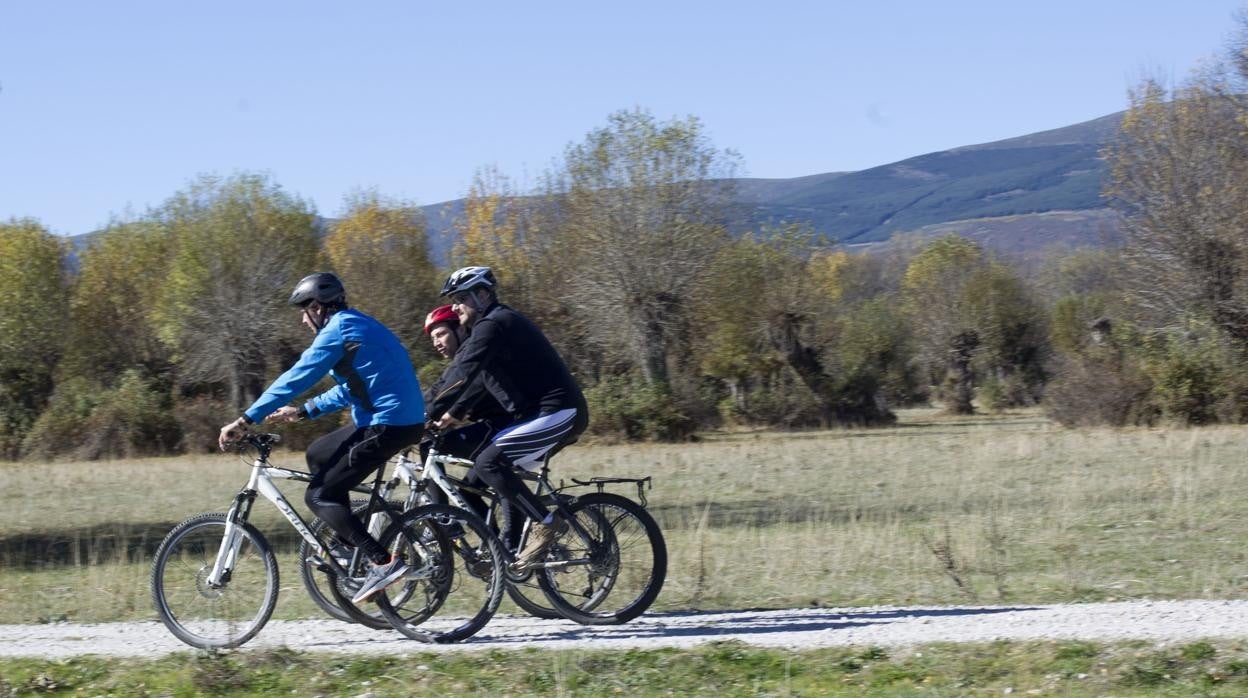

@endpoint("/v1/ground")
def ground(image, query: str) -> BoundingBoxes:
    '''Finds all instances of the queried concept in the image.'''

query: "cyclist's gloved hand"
[431,412,462,431]
[218,416,250,451]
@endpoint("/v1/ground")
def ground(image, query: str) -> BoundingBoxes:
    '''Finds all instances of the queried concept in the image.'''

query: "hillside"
[733,112,1121,246]
[421,110,1123,257]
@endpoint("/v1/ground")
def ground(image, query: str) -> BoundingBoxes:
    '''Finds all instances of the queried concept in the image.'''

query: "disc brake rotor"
[195,566,225,599]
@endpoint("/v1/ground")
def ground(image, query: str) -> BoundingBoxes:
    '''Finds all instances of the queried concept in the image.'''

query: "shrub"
[75,370,181,459]
[174,395,340,453]
[979,373,1038,412]
[174,396,235,454]
[1044,352,1156,427]
[718,376,826,429]
[1152,357,1222,425]
[0,371,56,460]
[1143,332,1248,427]
[584,374,695,441]
[274,411,345,452]
[416,359,446,394]
[20,377,106,460]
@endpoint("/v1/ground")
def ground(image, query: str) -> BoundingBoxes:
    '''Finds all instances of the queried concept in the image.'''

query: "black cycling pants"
[305,422,424,563]
[418,421,525,550]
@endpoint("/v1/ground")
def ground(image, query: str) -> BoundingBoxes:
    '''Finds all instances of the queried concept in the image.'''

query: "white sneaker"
[351,556,409,603]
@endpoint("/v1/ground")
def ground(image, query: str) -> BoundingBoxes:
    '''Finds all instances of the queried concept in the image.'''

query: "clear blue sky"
[1,1,1243,236]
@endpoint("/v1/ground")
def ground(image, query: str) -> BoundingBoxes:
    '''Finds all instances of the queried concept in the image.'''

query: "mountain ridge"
[426,109,1125,256]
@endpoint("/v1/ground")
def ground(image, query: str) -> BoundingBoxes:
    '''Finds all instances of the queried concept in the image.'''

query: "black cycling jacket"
[424,359,507,425]
[431,303,587,422]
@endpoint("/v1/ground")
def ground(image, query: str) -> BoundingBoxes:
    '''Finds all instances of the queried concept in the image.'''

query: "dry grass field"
[2,407,1248,624]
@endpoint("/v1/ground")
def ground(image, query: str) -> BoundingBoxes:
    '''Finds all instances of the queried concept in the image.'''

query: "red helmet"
[423,305,459,334]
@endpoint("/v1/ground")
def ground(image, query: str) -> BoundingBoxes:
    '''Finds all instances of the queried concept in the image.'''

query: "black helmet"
[440,266,497,297]
[289,272,346,307]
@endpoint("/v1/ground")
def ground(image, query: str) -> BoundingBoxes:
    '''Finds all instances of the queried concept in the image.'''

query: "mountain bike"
[401,429,668,625]
[150,432,505,649]
[294,436,558,623]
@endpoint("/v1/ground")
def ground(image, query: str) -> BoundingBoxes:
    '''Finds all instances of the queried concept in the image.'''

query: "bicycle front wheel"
[375,503,505,643]
[536,492,666,625]
[151,513,279,649]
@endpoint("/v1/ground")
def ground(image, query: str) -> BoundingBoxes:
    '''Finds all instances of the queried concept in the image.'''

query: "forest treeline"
[6,26,1248,460]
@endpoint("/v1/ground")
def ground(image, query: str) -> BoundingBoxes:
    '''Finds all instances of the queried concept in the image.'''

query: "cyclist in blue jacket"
[218,272,424,604]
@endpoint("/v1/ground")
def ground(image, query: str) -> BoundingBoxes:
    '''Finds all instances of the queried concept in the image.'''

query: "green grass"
[4,639,1248,696]
[4,408,1248,624]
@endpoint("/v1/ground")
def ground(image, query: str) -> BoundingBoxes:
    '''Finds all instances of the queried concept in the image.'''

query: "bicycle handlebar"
[234,432,281,457]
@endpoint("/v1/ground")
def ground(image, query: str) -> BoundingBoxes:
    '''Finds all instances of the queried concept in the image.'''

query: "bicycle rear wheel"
[505,569,564,619]
[151,513,279,649]
[536,492,666,625]
[375,503,505,643]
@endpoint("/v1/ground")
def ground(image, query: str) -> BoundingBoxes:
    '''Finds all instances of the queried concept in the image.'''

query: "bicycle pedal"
[307,555,333,573]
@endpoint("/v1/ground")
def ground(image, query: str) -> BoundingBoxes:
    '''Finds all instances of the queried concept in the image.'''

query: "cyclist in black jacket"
[429,266,589,570]
[420,303,523,549]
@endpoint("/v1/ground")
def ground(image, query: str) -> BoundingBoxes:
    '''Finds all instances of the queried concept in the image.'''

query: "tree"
[1108,74,1248,346]
[153,173,320,409]
[0,219,69,457]
[805,248,921,406]
[1038,248,1123,356]
[961,262,1050,407]
[902,235,987,413]
[698,232,787,416]
[61,220,172,383]
[325,190,438,349]
[902,235,1050,412]
[1080,16,1248,426]
[697,226,899,426]
[550,109,740,389]
[453,168,535,300]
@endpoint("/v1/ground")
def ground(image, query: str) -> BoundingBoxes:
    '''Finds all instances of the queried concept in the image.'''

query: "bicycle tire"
[426,471,562,619]
[505,570,564,619]
[375,503,505,643]
[488,499,562,619]
[536,492,666,625]
[323,502,440,628]
[151,512,279,649]
[299,499,400,629]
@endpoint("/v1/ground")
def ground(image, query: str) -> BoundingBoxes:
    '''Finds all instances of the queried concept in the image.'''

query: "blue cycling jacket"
[244,308,424,427]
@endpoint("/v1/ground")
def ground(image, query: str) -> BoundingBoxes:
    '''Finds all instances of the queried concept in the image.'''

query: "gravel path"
[2,600,1247,659]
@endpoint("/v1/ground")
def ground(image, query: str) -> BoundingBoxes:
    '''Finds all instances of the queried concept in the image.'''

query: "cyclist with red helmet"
[424,304,461,360]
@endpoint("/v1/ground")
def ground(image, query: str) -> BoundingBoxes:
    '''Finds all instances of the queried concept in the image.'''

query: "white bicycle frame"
[394,450,478,512]
[206,450,423,587]
[394,446,593,571]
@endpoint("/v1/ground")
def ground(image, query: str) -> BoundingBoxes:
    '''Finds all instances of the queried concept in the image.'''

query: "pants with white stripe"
[467,407,587,523]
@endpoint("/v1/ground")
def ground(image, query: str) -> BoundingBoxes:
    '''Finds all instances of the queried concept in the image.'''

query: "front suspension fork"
[207,489,257,587]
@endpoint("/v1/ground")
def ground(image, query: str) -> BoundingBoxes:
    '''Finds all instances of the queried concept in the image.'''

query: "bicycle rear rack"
[565,476,653,507]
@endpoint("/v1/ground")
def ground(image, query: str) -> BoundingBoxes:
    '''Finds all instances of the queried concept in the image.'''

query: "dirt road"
[2,600,1246,659]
